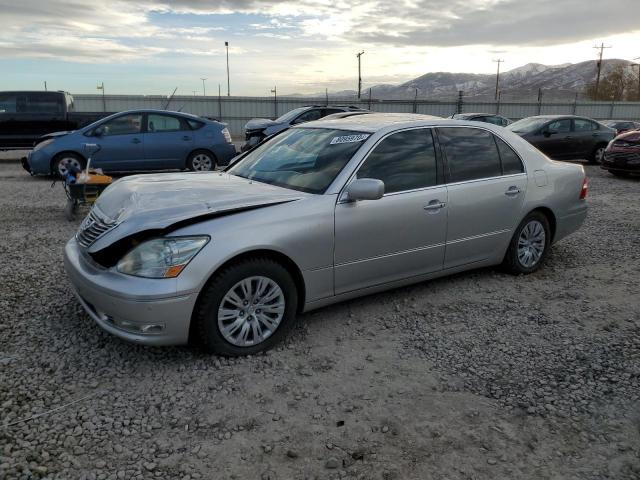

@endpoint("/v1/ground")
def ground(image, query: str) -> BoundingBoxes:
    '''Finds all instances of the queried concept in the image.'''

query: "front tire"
[52,152,85,178]
[194,258,298,356]
[187,150,216,172]
[502,211,551,274]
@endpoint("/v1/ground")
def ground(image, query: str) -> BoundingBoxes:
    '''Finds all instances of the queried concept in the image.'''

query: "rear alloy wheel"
[589,145,606,164]
[503,211,551,274]
[53,153,85,178]
[187,150,216,172]
[194,258,298,356]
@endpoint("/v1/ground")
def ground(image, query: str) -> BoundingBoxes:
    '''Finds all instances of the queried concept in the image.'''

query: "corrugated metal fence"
[73,94,640,137]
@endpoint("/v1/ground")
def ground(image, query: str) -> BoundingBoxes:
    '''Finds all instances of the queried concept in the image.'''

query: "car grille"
[604,151,640,165]
[76,209,117,248]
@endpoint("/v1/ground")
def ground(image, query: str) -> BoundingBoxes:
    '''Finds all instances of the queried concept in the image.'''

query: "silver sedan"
[64,113,588,355]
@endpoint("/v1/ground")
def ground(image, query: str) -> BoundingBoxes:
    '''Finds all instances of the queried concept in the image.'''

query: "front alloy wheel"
[218,276,285,347]
[55,154,84,177]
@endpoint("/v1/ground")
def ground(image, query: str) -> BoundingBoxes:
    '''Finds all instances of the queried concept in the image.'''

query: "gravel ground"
[0,161,639,480]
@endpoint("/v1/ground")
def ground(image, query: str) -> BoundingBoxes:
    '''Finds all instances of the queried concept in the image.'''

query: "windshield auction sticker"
[330,134,370,145]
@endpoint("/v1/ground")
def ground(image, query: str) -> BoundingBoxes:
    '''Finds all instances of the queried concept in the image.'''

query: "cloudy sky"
[1,0,639,96]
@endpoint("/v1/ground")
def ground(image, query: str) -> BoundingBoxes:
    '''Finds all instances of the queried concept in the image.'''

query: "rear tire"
[589,144,606,164]
[187,150,216,172]
[502,211,551,275]
[194,258,298,356]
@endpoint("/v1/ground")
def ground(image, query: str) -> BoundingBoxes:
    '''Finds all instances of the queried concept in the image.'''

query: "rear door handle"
[132,138,141,144]
[423,200,446,212]
[182,136,191,141]
[505,186,521,196]
[563,136,572,140]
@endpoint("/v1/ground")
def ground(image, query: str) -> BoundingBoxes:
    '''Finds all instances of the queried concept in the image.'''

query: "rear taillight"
[579,176,588,200]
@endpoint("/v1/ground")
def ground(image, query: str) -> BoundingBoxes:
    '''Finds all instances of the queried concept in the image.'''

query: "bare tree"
[585,65,636,101]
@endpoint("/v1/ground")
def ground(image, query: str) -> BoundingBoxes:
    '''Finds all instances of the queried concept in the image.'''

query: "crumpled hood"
[88,171,304,252]
[245,118,279,131]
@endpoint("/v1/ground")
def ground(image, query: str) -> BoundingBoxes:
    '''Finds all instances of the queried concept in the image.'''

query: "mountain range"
[292,59,636,101]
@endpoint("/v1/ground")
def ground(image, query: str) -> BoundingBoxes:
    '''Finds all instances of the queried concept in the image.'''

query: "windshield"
[507,117,548,133]
[275,107,308,124]
[228,128,370,194]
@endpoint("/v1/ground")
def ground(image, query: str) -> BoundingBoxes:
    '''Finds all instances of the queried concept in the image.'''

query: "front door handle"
[423,200,446,212]
[563,136,572,140]
[505,186,521,196]
[132,138,141,144]
[182,136,191,141]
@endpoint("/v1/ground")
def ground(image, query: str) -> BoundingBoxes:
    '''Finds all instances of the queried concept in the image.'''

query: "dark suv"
[241,105,367,151]
[507,115,615,164]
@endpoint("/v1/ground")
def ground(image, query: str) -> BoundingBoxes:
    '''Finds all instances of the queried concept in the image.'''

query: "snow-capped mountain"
[291,60,635,101]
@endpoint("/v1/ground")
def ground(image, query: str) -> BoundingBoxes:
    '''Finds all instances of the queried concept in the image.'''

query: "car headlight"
[116,236,209,278]
[221,127,232,144]
[33,139,54,151]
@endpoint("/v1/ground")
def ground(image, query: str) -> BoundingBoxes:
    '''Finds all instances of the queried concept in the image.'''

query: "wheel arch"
[188,248,307,343]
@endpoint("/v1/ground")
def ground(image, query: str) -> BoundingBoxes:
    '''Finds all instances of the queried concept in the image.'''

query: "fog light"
[112,318,165,334]
[140,324,164,334]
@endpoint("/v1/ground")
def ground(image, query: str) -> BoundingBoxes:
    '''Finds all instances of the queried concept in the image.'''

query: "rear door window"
[438,127,502,182]
[357,128,438,193]
[574,119,597,131]
[147,114,185,133]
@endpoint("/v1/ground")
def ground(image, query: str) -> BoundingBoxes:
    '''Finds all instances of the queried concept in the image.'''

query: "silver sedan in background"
[64,113,588,355]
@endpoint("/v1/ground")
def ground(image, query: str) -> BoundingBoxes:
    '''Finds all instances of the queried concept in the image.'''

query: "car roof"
[115,109,208,120]
[299,112,466,133]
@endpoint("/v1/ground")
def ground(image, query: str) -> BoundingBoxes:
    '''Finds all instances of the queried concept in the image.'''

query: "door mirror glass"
[346,178,385,201]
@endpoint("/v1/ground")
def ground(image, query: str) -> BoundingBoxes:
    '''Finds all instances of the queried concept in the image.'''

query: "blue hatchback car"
[25,109,237,176]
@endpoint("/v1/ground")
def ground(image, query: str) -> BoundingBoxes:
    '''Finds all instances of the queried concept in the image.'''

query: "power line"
[593,43,612,98]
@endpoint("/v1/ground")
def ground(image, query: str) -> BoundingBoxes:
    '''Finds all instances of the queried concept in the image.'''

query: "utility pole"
[225,42,230,96]
[493,59,504,101]
[218,84,222,120]
[356,51,365,99]
[271,86,277,119]
[44,81,47,91]
[200,78,207,96]
[593,43,612,99]
[193,91,197,97]
[325,88,329,106]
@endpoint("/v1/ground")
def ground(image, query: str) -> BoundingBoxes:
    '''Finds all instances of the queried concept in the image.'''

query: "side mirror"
[93,126,105,137]
[345,178,385,201]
